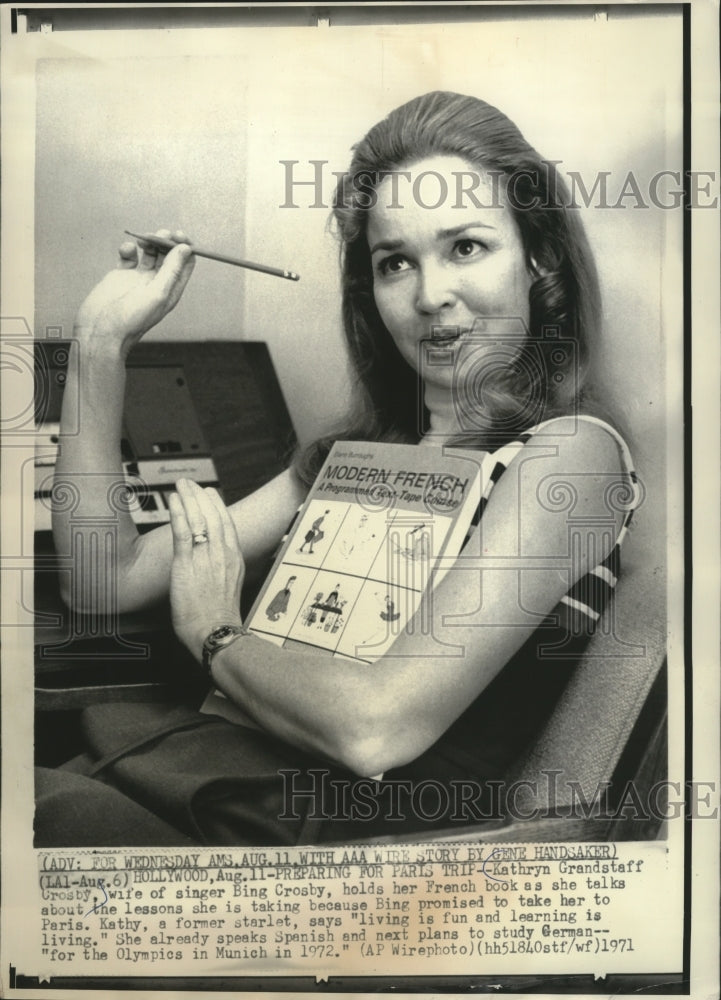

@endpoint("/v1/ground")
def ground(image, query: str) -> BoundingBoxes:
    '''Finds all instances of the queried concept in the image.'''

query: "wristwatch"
[201,623,251,676]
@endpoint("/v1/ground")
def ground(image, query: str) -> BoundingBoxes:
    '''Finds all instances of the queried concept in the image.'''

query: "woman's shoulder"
[477,414,637,564]
[492,414,632,474]
[479,414,637,523]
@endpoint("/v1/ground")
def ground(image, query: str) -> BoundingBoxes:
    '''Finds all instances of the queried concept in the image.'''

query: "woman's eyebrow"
[370,221,496,255]
[370,238,404,254]
[438,221,497,238]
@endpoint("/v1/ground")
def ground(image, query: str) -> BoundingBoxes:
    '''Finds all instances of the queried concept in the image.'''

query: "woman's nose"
[415,263,457,314]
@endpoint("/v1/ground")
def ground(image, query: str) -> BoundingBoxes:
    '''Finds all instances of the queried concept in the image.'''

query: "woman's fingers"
[136,228,173,272]
[168,492,193,557]
[175,478,215,542]
[124,229,196,306]
[205,487,240,551]
[137,240,161,272]
[118,240,138,269]
[154,243,196,308]
[175,480,242,564]
[175,480,230,560]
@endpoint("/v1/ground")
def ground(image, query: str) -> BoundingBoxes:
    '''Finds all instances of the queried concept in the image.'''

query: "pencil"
[124,230,300,282]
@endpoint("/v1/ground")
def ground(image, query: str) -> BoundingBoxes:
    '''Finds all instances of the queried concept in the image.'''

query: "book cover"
[201,440,485,722]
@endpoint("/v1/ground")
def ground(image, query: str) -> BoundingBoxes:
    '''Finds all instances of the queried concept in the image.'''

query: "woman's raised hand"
[168,479,246,662]
[74,229,196,356]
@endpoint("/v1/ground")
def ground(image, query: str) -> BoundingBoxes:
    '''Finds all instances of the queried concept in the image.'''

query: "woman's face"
[367,154,534,390]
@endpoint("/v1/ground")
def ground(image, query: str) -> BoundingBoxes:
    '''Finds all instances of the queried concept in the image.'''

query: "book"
[201,440,484,723]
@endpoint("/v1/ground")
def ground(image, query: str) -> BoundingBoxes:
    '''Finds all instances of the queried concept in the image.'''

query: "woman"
[35,92,637,846]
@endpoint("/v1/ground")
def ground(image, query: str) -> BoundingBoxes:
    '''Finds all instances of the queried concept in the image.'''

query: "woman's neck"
[421,383,464,444]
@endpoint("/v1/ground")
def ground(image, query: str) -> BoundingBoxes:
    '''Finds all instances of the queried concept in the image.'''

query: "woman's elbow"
[333,706,432,778]
[56,574,112,616]
[56,565,134,616]
[336,734,391,779]
[54,532,148,615]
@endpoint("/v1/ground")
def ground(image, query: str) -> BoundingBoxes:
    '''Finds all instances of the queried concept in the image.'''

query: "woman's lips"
[429,326,464,343]
[421,327,467,367]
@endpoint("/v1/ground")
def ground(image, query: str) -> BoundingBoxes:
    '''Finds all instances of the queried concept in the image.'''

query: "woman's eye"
[454,238,484,258]
[377,254,411,276]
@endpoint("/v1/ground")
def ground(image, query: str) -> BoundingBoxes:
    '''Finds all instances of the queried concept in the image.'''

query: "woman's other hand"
[168,479,246,660]
[74,229,196,356]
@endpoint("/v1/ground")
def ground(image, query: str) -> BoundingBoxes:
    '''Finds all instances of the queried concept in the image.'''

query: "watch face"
[202,624,244,674]
[212,625,235,642]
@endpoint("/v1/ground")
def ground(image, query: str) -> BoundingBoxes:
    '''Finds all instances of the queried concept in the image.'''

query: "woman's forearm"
[52,334,144,611]
[209,635,395,775]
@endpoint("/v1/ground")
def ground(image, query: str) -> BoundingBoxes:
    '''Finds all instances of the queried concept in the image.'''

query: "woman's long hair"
[296,91,602,485]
